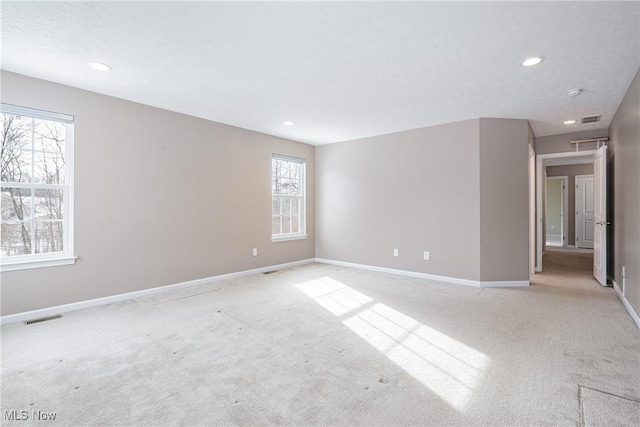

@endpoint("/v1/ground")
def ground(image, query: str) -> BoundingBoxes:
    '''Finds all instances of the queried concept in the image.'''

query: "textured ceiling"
[1,2,638,145]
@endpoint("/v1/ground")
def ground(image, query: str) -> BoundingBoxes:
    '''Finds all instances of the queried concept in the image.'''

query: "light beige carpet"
[1,254,639,426]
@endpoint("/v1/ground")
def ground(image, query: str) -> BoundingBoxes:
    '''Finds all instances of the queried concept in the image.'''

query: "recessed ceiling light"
[563,120,576,125]
[88,61,111,72]
[567,88,583,97]
[522,57,544,67]
[282,121,294,126]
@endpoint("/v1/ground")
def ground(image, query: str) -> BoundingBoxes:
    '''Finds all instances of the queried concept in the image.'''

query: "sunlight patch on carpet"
[297,276,372,316]
[296,277,490,411]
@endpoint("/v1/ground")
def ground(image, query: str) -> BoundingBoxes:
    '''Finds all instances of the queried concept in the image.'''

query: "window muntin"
[1,104,74,268]
[272,155,306,240]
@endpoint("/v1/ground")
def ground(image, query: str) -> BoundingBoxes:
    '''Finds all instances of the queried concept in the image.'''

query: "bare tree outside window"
[1,109,68,258]
[272,156,305,238]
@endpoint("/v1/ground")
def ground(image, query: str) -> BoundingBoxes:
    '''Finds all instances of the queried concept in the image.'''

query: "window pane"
[272,216,281,235]
[281,178,299,196]
[290,163,299,179]
[272,156,304,237]
[1,222,31,256]
[34,221,63,254]
[33,188,63,220]
[1,149,32,183]
[1,115,32,151]
[282,197,291,216]
[279,160,290,178]
[33,152,65,184]
[1,108,73,263]
[33,120,66,153]
[1,187,32,221]
[282,215,291,234]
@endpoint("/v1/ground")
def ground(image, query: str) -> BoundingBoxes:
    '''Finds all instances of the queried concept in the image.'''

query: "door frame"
[545,176,568,248]
[529,145,536,275]
[575,174,595,249]
[593,145,608,286]
[535,150,596,272]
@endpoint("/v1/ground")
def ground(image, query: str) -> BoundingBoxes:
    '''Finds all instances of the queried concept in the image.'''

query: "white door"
[593,146,608,286]
[575,175,595,249]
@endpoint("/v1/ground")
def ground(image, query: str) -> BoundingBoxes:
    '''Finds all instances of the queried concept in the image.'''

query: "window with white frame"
[1,104,75,271]
[272,154,306,241]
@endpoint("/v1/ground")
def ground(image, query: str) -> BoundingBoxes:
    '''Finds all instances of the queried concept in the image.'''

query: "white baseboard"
[0,258,315,325]
[479,280,531,288]
[613,280,640,330]
[314,258,529,288]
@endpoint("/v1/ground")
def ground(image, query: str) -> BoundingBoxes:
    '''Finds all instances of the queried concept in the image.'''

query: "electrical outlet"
[393,249,398,257]
[622,266,626,277]
[424,251,430,261]
[253,248,258,257]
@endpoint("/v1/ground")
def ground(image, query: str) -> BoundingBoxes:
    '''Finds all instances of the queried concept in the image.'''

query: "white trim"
[613,280,640,330]
[479,280,530,288]
[1,106,75,268]
[271,154,306,240]
[0,258,315,325]
[536,150,597,272]
[529,144,536,275]
[314,258,529,288]
[272,153,305,163]
[0,255,76,272]
[0,103,74,123]
[271,234,308,243]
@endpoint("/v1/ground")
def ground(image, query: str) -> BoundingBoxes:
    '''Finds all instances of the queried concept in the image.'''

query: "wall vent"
[581,115,601,124]
[24,314,62,325]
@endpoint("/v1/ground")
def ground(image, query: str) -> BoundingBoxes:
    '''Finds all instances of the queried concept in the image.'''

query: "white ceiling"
[1,2,638,145]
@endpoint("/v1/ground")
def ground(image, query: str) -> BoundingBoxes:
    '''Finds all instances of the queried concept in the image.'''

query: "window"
[272,154,306,241]
[1,104,75,271]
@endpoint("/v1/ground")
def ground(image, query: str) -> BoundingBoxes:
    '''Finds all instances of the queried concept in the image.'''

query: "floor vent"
[262,270,278,275]
[581,115,601,124]
[24,314,62,325]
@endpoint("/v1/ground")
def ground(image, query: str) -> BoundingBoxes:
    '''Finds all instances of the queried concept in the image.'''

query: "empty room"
[1,2,639,426]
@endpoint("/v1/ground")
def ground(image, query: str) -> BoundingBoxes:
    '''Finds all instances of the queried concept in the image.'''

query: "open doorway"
[535,146,609,286]
[545,176,568,248]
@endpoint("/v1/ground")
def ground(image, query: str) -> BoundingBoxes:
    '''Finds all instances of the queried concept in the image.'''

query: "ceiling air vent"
[581,115,601,124]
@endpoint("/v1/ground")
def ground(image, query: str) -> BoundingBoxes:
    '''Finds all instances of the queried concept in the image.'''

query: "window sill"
[0,256,77,272]
[271,234,308,243]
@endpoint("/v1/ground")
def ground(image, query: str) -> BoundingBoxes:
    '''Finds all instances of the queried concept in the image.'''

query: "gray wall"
[316,119,482,281]
[316,118,530,283]
[0,71,315,315]
[478,119,530,282]
[546,178,562,237]
[546,164,594,246]
[608,68,640,316]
